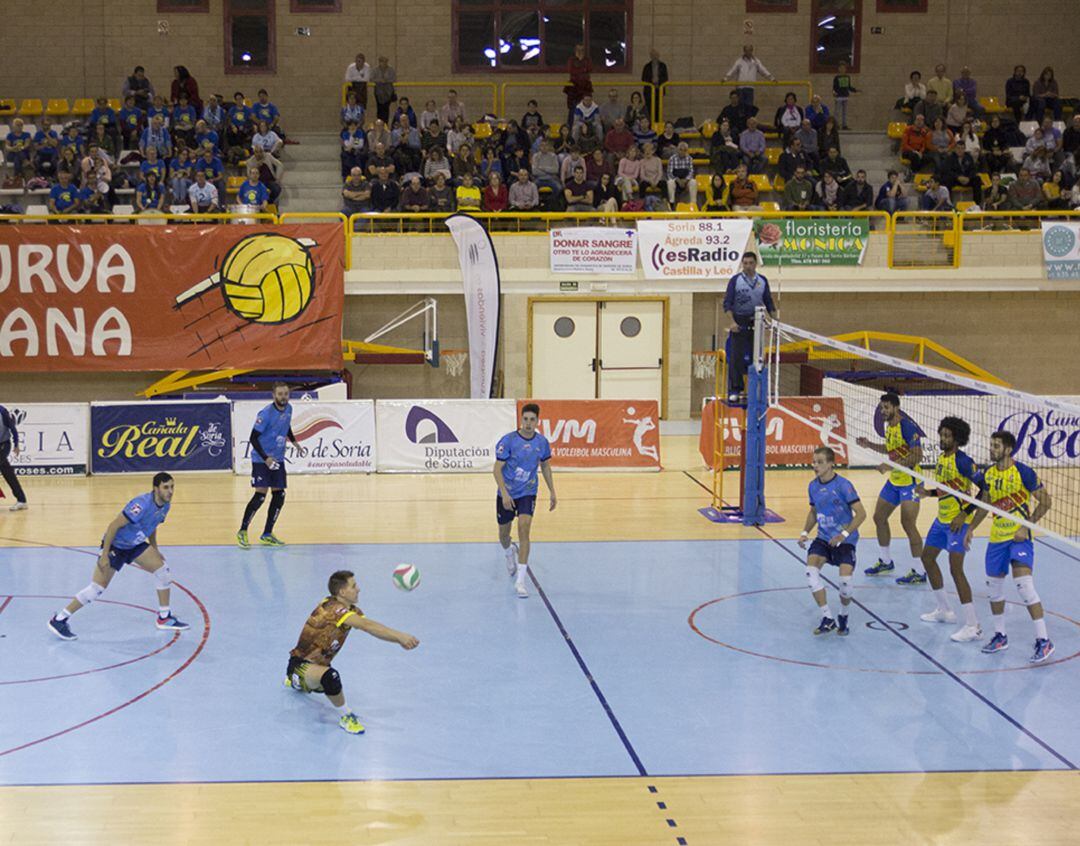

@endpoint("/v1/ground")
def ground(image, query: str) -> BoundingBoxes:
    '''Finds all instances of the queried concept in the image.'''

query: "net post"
[712,348,725,509]
[741,307,769,525]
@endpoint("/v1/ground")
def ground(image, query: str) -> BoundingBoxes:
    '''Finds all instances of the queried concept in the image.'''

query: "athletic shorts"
[879,480,919,506]
[808,538,857,567]
[496,494,536,525]
[925,519,970,554]
[252,461,287,489]
[286,655,321,693]
[105,541,150,571]
[985,539,1034,577]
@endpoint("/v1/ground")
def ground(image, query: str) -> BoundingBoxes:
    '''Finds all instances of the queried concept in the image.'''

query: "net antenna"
[363,297,440,366]
[766,318,1080,552]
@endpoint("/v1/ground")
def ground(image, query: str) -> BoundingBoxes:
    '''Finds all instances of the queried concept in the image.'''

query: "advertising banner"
[233,400,376,474]
[754,217,869,266]
[637,219,753,279]
[375,399,516,473]
[90,401,232,473]
[1041,222,1080,280]
[520,399,661,469]
[0,224,345,372]
[699,397,848,468]
[446,215,501,399]
[549,227,638,274]
[4,403,89,476]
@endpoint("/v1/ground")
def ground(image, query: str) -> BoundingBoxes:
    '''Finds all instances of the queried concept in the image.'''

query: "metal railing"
[499,81,656,127]
[340,82,498,119]
[889,211,961,269]
[658,80,815,127]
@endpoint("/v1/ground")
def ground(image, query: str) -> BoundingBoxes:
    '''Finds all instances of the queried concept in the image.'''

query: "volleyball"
[220,234,316,323]
[392,563,420,591]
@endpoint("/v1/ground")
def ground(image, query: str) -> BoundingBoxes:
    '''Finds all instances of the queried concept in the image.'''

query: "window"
[290,0,341,10]
[225,0,276,74]
[158,0,209,10]
[452,0,632,73]
[810,0,861,73]
[746,0,797,11]
[877,0,925,10]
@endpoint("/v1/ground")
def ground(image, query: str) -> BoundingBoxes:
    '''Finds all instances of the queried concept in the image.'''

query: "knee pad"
[805,565,823,593]
[75,582,105,606]
[1014,575,1041,607]
[986,575,1007,603]
[839,576,853,600]
[270,490,285,508]
[320,667,342,697]
[154,564,172,590]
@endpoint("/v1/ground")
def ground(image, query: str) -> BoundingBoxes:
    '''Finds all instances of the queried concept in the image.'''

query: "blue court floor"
[2,536,1079,786]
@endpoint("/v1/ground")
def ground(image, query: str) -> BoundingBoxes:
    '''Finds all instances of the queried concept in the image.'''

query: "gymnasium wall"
[0,0,1075,132]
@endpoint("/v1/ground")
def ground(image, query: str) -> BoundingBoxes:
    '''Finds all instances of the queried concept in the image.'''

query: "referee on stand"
[0,403,28,511]
[723,251,777,403]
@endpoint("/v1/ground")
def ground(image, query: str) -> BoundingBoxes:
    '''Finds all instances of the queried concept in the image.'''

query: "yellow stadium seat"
[19,99,43,117]
[887,121,906,140]
[955,201,975,212]
[695,174,711,194]
[71,98,94,116]
[676,202,698,212]
[547,124,562,139]
[724,173,737,185]
[772,176,785,192]
[765,147,781,166]
[979,96,1006,114]
[979,172,991,189]
[473,122,493,140]
[108,98,122,112]
[750,174,772,192]
[46,98,70,116]
[0,98,16,115]
[914,173,932,191]
[760,201,780,212]
[226,176,246,193]
[700,120,718,139]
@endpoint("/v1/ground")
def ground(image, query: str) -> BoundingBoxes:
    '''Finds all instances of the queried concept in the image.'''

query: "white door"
[530,300,598,398]
[597,300,664,405]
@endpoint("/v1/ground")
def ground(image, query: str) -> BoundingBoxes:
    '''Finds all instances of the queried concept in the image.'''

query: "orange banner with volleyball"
[699,397,849,468]
[0,224,344,372]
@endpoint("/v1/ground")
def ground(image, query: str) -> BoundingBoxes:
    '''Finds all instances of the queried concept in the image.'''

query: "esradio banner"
[90,401,233,473]
[699,397,848,468]
[232,400,376,474]
[4,402,90,476]
[637,219,753,279]
[549,227,638,274]
[375,399,516,473]
[519,399,661,470]
[0,224,344,372]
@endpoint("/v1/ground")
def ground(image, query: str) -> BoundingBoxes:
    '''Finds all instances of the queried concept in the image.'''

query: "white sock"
[516,563,528,585]
[55,608,71,621]
[838,603,849,618]
[1034,618,1048,640]
[961,602,978,627]
[336,703,350,716]
[878,544,892,564]
[993,613,1006,635]
[933,588,951,612]
[821,603,833,619]
[158,605,170,619]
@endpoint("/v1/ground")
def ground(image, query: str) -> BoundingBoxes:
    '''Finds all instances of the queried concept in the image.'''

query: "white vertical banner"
[446,214,501,399]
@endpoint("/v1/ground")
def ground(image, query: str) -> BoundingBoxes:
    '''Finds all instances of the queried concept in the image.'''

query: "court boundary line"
[681,470,1078,771]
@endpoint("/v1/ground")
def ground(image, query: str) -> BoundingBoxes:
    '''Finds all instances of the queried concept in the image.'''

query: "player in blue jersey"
[799,446,867,636]
[493,403,556,599]
[855,391,927,585]
[48,473,189,640]
[238,381,302,548]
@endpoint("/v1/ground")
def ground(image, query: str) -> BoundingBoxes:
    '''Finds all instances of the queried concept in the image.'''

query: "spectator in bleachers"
[194,120,220,155]
[1067,179,1080,210]
[366,141,394,182]
[702,174,728,211]
[169,146,195,203]
[575,121,601,156]
[1004,66,1030,125]
[3,119,32,187]
[341,120,366,177]
[439,90,467,128]
[641,48,668,122]
[778,137,811,182]
[422,119,448,158]
[504,146,531,179]
[1040,116,1064,167]
[171,93,198,148]
[1042,169,1069,209]
[565,44,594,125]
[927,64,952,106]
[372,57,397,124]
[148,94,170,128]
[80,181,109,214]
[455,172,481,210]
[136,170,166,213]
[551,124,571,158]
[1022,146,1051,181]
[48,170,81,214]
[61,124,86,158]
[390,115,422,174]
[897,70,926,112]
[89,97,119,147]
[253,89,283,139]
[399,175,430,212]
[563,165,593,212]
[226,93,253,148]
[345,53,371,110]
[122,65,154,112]
[782,165,814,211]
[118,96,144,151]
[80,144,114,209]
[392,96,417,128]
[139,147,166,184]
[237,165,271,211]
[188,169,220,213]
[423,146,452,183]
[926,117,955,170]
[656,121,680,160]
[604,118,635,158]
[814,171,842,211]
[638,142,664,196]
[875,170,907,213]
[341,167,371,214]
[666,141,697,206]
[1063,115,1080,178]
[453,144,478,184]
[251,149,284,205]
[341,91,365,128]
[832,61,858,129]
[203,94,225,135]
[502,120,530,157]
[428,172,455,212]
[718,90,755,136]
[794,119,820,170]
[738,117,766,174]
[593,172,620,213]
[952,66,981,119]
[805,94,829,131]
[945,93,972,133]
[171,66,201,110]
[842,169,872,211]
[556,147,584,185]
[196,146,227,195]
[900,115,930,176]
[367,119,392,154]
[616,145,641,201]
[586,148,612,184]
[912,88,942,128]
[774,92,804,141]
[56,146,80,184]
[983,115,1020,173]
[508,169,539,211]
[1022,126,1045,160]
[419,100,439,131]
[723,45,774,109]
[982,172,1008,211]
[820,145,852,184]
[728,164,759,211]
[532,139,562,193]
[958,119,981,161]
[1031,67,1061,121]
[625,91,648,130]
[32,118,61,179]
[919,175,953,211]
[632,116,657,150]
[479,147,503,183]
[599,89,624,131]
[572,94,603,141]
[819,114,841,155]
[521,100,545,133]
[1008,167,1042,210]
[709,118,741,174]
[482,172,508,212]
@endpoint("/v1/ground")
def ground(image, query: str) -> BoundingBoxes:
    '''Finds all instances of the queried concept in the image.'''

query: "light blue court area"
[2,537,1080,786]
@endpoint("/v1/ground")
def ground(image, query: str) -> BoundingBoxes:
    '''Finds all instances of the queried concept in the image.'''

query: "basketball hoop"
[692,351,716,380]
[442,350,468,378]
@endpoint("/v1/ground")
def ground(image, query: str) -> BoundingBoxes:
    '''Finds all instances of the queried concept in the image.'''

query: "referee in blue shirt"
[0,404,27,510]
[722,251,776,401]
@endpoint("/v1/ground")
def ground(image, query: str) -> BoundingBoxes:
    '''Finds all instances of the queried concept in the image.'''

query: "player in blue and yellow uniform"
[799,446,867,636]
[48,473,189,640]
[917,416,984,642]
[855,391,927,585]
[969,430,1054,663]
[237,382,303,548]
[494,403,556,599]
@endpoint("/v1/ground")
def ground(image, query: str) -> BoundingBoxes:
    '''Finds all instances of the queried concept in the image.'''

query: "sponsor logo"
[649,243,742,273]
[405,406,459,444]
[96,418,201,459]
[997,408,1080,460]
[199,421,227,457]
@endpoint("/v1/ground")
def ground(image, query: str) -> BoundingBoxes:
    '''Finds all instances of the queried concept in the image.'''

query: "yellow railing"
[959,208,1080,232]
[341,82,498,119]
[889,211,961,269]
[278,211,350,268]
[499,81,656,127]
[0,212,278,224]
[658,80,815,127]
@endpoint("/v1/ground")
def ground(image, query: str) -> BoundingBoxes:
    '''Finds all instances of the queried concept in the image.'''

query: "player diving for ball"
[494,403,556,599]
[238,381,303,548]
[915,416,983,642]
[968,430,1055,663]
[855,391,927,585]
[48,472,189,640]
[799,446,867,636]
[286,570,419,734]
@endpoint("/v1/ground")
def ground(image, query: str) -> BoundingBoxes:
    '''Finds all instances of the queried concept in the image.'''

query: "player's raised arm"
[344,613,419,649]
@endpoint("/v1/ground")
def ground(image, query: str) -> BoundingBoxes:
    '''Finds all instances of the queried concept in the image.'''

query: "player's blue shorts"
[985,539,1034,577]
[105,541,150,571]
[879,480,919,506]
[251,461,287,489]
[496,494,536,525]
[808,538,857,567]
[925,519,971,553]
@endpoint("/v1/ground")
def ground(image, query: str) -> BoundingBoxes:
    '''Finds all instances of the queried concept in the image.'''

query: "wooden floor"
[2,434,1078,846]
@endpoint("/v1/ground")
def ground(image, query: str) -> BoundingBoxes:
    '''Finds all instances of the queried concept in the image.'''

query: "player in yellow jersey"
[915,417,982,642]
[855,391,927,585]
[968,431,1054,663]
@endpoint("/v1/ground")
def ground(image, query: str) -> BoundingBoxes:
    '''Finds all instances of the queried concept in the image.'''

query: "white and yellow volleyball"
[220,234,316,324]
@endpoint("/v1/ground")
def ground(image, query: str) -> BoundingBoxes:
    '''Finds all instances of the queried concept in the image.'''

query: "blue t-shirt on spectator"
[60,134,84,155]
[89,106,117,128]
[237,180,269,206]
[119,107,144,133]
[169,156,192,177]
[253,101,279,125]
[195,156,224,180]
[228,104,253,130]
[33,129,59,149]
[171,105,197,131]
[49,183,80,211]
[140,159,167,182]
[194,129,219,152]
[140,126,171,154]
[137,181,165,209]
[147,105,170,127]
[7,131,32,152]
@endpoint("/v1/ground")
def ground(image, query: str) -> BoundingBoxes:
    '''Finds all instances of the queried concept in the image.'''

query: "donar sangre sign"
[754,217,870,266]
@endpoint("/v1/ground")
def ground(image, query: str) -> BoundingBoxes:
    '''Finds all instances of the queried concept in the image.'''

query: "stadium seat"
[695,174,711,195]
[765,147,781,166]
[914,173,932,191]
[473,122,493,140]
[750,174,772,192]
[772,176,785,192]
[699,120,718,139]
[24,203,49,220]
[979,173,992,189]
[112,204,135,216]
[0,99,15,115]
[0,125,10,142]
[46,99,70,116]
[1018,121,1038,137]
[887,121,906,140]
[226,176,245,193]
[547,124,562,139]
[676,202,698,212]
[760,201,780,212]
[19,99,43,117]
[108,98,122,112]
[979,96,1006,114]
[724,172,737,185]
[71,98,94,116]
[955,201,975,212]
